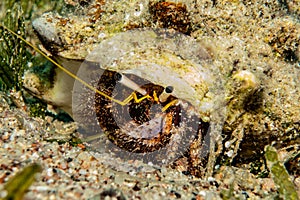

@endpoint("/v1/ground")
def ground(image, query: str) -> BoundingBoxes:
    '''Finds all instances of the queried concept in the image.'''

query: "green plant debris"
[0,2,28,92]
[0,0,65,93]
[265,145,299,200]
[0,0,68,118]
[25,96,47,118]
[220,184,234,200]
[0,163,42,200]
[46,135,84,147]
[1,0,64,20]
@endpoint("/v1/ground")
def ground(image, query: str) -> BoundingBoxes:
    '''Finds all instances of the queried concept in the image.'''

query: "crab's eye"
[165,86,174,93]
[114,72,122,81]
[159,86,174,102]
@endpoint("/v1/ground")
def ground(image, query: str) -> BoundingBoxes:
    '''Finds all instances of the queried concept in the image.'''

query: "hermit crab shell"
[88,29,222,118]
[72,29,225,166]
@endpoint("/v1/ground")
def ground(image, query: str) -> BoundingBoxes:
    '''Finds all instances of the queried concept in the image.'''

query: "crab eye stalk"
[159,85,174,102]
[114,72,147,95]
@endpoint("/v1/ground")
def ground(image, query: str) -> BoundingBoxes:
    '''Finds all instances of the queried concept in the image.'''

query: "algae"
[0,163,42,200]
[265,145,299,200]
[0,2,28,92]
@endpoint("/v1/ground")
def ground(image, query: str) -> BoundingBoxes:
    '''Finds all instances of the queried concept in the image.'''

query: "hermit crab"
[2,24,226,175]
[71,29,226,170]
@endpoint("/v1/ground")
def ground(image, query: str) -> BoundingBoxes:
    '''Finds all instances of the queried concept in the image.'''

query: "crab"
[18,0,300,180]
[23,3,226,176]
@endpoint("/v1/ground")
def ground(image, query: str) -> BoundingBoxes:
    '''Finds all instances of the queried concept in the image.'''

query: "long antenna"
[0,23,129,106]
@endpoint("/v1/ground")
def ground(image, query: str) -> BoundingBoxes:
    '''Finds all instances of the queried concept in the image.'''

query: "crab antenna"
[0,23,128,106]
[159,86,174,102]
[115,73,147,95]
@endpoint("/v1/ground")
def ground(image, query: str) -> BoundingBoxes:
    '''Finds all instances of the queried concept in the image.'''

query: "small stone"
[47,168,54,177]
[225,150,234,158]
[79,169,87,175]
[225,141,231,148]
[207,177,216,182]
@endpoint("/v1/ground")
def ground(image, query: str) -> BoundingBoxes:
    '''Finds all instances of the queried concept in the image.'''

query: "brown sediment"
[149,1,192,34]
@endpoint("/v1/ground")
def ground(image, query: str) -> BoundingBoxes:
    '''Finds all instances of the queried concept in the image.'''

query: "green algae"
[1,163,42,200]
[265,145,299,200]
[0,0,67,93]
[0,0,66,118]
[0,2,28,92]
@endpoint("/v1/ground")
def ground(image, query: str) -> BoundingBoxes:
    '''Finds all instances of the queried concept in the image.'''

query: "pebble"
[79,169,87,175]
[47,168,54,177]
[225,149,234,157]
